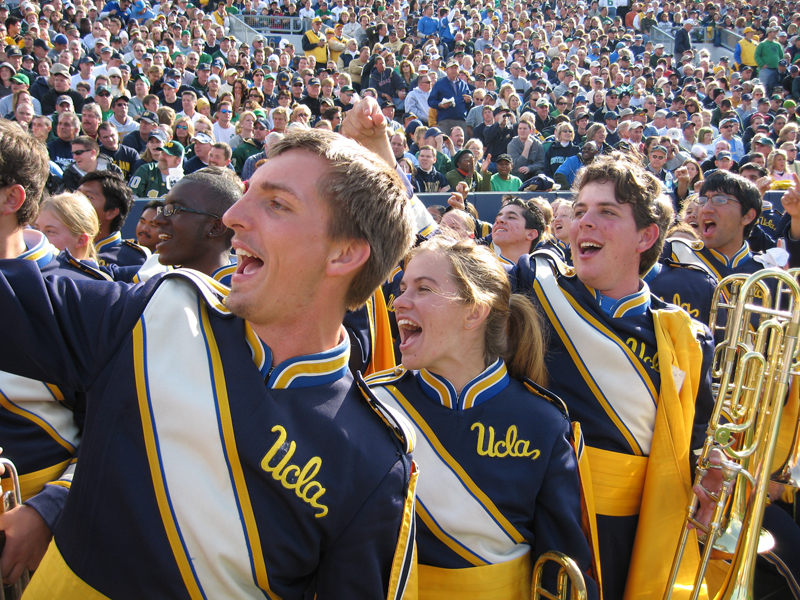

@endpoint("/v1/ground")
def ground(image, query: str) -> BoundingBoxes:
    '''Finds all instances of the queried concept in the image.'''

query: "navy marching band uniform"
[366,361,598,600]
[512,252,715,600]
[94,231,150,268]
[645,259,718,326]
[0,230,110,530]
[0,266,416,599]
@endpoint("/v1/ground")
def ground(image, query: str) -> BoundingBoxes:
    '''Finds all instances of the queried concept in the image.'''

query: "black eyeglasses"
[72,148,92,156]
[157,204,220,218]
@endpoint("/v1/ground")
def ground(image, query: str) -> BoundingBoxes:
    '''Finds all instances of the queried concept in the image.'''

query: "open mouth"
[397,318,422,351]
[155,232,172,250]
[578,241,602,258]
[703,220,716,236]
[235,247,264,276]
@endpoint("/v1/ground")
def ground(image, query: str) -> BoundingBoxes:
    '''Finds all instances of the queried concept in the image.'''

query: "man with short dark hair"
[59,135,123,192]
[97,122,140,181]
[78,170,148,267]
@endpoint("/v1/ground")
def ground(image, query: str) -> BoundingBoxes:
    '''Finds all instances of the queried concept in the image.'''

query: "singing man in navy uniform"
[77,170,149,268]
[0,125,419,598]
[511,153,716,599]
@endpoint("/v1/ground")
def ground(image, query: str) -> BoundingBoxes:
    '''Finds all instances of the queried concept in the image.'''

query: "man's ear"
[636,222,660,255]
[326,238,371,277]
[0,184,26,217]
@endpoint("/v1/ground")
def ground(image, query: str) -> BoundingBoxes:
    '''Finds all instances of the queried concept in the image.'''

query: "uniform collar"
[244,323,351,389]
[20,229,59,269]
[586,281,652,318]
[708,241,751,269]
[492,241,516,266]
[211,257,237,287]
[642,261,662,284]
[415,358,509,410]
[95,231,122,253]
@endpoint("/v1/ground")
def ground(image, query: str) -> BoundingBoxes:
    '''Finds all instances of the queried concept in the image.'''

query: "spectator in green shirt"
[480,153,522,191]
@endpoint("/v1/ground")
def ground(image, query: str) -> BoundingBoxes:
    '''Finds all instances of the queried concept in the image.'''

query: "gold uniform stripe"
[132,321,205,600]
[199,304,276,596]
[561,289,657,401]
[387,386,526,545]
[534,280,644,456]
[1,458,72,501]
[23,541,112,599]
[0,391,76,454]
[386,461,419,600]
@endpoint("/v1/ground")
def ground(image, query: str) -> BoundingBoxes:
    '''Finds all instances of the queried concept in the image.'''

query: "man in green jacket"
[755,25,784,94]
[231,117,268,175]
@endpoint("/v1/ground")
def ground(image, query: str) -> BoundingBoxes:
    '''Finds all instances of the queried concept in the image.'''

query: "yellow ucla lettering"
[471,422,540,459]
[671,293,700,318]
[626,337,660,372]
[261,425,329,517]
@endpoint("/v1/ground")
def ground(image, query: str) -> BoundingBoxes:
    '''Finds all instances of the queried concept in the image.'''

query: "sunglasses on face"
[72,148,92,156]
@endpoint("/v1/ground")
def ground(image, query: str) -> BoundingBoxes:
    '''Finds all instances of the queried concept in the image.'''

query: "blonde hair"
[407,236,548,385]
[39,193,100,261]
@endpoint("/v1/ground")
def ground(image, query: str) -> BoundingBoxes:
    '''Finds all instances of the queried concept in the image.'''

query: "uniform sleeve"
[690,324,715,459]
[314,455,414,600]
[0,259,157,392]
[533,418,599,600]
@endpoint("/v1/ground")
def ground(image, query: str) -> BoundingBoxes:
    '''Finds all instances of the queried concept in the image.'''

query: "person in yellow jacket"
[735,27,759,71]
[302,16,328,65]
[326,24,347,65]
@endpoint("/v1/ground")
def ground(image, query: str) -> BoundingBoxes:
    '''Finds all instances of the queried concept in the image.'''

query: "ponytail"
[505,294,548,387]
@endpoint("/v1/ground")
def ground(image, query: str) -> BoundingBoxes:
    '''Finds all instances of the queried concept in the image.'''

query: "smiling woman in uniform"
[366,236,597,600]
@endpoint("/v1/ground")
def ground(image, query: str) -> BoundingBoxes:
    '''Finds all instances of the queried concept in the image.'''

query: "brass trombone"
[663,269,800,600]
[531,551,587,600]
[0,457,29,600]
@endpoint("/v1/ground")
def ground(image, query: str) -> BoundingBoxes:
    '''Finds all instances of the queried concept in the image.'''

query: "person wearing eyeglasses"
[129,139,185,198]
[134,168,240,284]
[213,104,235,146]
[663,170,766,280]
[59,135,124,193]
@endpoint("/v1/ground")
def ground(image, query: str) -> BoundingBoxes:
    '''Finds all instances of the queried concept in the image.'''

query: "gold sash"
[417,550,532,600]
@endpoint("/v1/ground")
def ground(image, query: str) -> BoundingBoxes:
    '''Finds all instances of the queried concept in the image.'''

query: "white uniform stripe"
[373,387,528,564]
[0,372,80,450]
[142,283,263,599]
[535,257,657,455]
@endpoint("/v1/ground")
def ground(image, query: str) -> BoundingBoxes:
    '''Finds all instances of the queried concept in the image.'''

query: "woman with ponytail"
[365,236,597,600]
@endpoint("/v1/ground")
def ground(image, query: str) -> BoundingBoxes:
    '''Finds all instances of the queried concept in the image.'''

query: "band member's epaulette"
[363,365,407,386]
[661,258,713,275]
[524,378,570,421]
[162,269,231,315]
[531,248,575,277]
[64,254,113,281]
[666,237,704,252]
[122,239,150,258]
[356,370,415,454]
